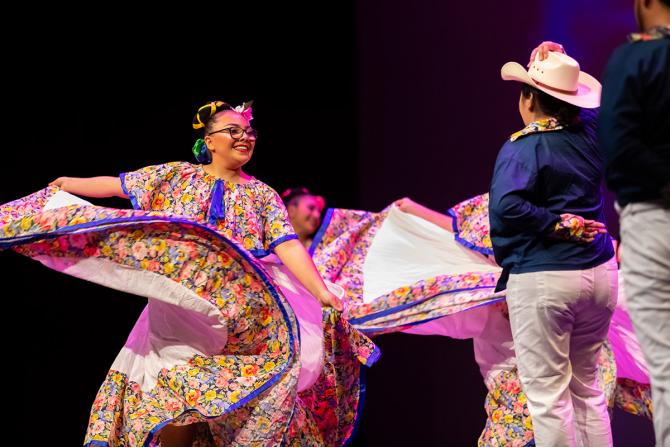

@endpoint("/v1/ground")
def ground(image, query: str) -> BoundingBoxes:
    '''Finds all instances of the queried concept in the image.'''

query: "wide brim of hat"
[501,61,601,109]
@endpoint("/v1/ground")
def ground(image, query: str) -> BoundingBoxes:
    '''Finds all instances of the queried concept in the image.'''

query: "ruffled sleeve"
[120,162,185,211]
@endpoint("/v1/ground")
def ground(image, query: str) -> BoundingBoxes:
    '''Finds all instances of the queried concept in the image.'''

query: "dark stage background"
[2,2,655,445]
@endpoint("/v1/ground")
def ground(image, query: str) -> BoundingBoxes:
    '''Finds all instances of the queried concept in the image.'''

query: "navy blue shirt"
[489,110,614,290]
[599,28,670,207]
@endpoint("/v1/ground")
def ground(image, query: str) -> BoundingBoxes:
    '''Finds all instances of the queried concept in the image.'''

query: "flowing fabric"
[311,193,652,446]
[0,187,379,446]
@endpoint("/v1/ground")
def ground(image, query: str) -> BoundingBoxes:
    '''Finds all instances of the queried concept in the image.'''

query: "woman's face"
[204,110,257,168]
[288,195,325,236]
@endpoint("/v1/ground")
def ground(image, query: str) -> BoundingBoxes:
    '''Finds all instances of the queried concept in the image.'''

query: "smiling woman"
[193,101,258,173]
[0,99,377,447]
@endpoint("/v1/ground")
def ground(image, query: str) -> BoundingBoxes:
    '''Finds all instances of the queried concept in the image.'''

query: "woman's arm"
[394,197,454,232]
[49,176,128,198]
[274,239,343,310]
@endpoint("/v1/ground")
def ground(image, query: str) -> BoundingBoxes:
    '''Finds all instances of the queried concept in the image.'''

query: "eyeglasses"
[208,126,258,140]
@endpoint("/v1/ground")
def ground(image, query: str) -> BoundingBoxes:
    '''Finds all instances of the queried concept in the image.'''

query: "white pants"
[507,258,618,447]
[620,201,670,447]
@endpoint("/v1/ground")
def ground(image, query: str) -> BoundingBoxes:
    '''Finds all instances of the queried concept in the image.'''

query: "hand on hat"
[528,41,567,67]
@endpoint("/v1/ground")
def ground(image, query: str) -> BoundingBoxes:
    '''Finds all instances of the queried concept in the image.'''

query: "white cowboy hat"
[501,51,601,108]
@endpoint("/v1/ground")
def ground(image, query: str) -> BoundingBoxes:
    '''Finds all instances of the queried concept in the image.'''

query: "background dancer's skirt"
[310,194,653,446]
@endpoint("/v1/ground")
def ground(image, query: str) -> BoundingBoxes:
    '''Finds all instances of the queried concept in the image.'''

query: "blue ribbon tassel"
[208,179,225,224]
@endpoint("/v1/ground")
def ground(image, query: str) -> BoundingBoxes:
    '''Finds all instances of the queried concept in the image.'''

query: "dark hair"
[192,100,234,135]
[204,112,233,134]
[281,187,312,206]
[660,0,670,8]
[520,84,581,125]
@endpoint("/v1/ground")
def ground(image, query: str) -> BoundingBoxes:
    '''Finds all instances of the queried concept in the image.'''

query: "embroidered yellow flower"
[2,225,16,237]
[230,390,242,403]
[524,416,533,429]
[186,389,200,405]
[19,217,33,231]
[243,236,255,249]
[101,245,113,257]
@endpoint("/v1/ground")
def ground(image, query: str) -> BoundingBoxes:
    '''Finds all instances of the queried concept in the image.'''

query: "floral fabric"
[614,378,654,420]
[121,162,296,256]
[0,186,378,446]
[478,343,617,446]
[311,199,652,445]
[447,193,493,256]
[509,118,563,142]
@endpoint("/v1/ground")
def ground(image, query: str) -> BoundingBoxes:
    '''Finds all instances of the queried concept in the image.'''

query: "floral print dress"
[0,162,379,447]
[120,162,297,256]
